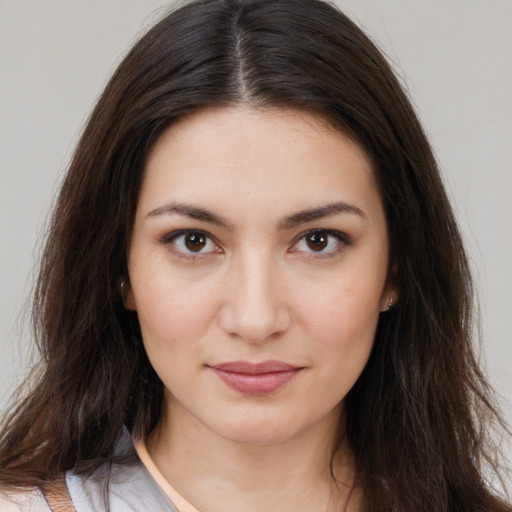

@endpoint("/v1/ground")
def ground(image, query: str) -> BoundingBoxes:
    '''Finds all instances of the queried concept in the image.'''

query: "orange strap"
[43,477,77,512]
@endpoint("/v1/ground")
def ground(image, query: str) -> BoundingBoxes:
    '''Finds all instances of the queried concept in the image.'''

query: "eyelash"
[289,229,351,258]
[160,228,351,261]
[160,229,222,261]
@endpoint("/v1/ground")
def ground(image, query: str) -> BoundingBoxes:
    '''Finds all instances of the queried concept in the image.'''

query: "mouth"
[207,360,304,395]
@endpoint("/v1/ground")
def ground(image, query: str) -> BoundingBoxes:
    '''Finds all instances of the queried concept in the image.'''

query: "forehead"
[148,106,369,168]
[138,106,381,225]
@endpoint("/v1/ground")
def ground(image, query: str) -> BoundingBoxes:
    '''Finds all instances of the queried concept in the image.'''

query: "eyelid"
[160,229,223,260]
[288,228,351,256]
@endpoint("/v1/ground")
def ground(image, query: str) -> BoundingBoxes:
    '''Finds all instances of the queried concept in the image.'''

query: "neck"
[146,396,358,512]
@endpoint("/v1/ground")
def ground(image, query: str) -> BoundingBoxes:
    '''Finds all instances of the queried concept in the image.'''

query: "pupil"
[185,233,206,252]
[307,232,328,251]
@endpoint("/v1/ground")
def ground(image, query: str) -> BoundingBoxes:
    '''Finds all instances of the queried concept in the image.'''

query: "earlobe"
[120,279,136,311]
[380,263,399,312]
[380,294,395,312]
[380,288,399,312]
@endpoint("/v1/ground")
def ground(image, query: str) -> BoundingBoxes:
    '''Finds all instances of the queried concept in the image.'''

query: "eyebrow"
[146,202,235,229]
[278,201,367,229]
[146,200,366,229]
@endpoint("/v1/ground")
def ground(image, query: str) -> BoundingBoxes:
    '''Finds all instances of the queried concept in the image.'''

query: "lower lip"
[210,368,301,395]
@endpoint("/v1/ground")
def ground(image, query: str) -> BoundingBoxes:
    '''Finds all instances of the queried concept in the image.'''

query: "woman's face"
[127,107,394,446]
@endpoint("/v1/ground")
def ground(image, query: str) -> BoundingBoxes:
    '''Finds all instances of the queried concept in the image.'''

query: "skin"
[126,106,395,511]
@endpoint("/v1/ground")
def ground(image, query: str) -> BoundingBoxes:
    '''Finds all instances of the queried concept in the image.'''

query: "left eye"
[292,230,346,255]
[167,231,219,255]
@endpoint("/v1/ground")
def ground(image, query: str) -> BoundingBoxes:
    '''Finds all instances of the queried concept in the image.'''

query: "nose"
[217,250,291,343]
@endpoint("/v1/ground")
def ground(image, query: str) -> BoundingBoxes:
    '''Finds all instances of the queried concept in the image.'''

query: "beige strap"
[43,476,77,512]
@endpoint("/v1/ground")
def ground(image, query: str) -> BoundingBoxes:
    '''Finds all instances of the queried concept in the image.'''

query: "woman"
[0,0,509,510]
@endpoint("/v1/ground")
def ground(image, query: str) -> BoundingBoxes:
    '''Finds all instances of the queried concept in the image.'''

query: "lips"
[208,360,303,395]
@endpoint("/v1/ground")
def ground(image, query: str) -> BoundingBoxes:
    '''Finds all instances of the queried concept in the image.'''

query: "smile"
[208,361,303,395]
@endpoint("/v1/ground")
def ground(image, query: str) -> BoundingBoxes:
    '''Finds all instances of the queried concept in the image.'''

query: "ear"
[380,265,399,312]
[380,289,398,312]
[120,279,137,311]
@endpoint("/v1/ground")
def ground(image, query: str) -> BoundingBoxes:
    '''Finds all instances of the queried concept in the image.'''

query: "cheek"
[309,293,378,373]
[308,292,378,403]
[294,263,384,384]
[297,269,383,341]
[134,282,220,388]
[130,256,221,353]
[137,286,217,344]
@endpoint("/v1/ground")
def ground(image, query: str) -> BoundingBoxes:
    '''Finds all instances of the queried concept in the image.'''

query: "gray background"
[1,0,511,456]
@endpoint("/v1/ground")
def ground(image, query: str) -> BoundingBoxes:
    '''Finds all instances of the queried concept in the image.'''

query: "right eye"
[162,230,221,259]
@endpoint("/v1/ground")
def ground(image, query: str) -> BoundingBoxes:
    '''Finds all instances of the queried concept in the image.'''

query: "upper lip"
[209,360,302,374]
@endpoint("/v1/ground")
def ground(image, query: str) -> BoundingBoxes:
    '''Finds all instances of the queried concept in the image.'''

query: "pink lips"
[209,361,302,395]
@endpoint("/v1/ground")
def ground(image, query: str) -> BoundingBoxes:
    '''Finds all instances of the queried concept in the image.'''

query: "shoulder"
[0,488,50,511]
[67,462,177,511]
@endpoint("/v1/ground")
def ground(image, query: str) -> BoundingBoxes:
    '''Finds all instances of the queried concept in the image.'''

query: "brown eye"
[291,229,347,257]
[184,232,207,252]
[166,230,218,257]
[306,232,329,252]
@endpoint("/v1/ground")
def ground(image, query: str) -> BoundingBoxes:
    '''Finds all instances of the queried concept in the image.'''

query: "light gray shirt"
[0,431,179,512]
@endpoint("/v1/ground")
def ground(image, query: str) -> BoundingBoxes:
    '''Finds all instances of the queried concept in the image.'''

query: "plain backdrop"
[1,0,511,451]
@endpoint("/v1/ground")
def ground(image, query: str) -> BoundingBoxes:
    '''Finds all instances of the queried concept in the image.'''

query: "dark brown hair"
[0,0,510,510]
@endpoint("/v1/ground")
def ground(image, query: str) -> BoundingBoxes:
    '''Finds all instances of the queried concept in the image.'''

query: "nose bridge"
[220,246,290,342]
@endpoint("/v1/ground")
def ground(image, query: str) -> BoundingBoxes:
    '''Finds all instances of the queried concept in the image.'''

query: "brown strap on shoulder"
[43,476,77,512]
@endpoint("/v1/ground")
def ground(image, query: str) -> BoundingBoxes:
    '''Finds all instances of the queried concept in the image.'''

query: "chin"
[210,409,322,446]
[218,424,299,446]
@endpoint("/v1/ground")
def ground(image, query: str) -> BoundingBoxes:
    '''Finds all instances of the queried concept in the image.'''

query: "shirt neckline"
[133,438,201,512]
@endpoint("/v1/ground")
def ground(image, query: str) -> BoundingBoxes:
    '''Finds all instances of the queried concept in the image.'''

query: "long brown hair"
[0,0,510,509]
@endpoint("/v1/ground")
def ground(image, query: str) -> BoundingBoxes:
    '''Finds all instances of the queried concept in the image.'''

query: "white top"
[0,429,186,512]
